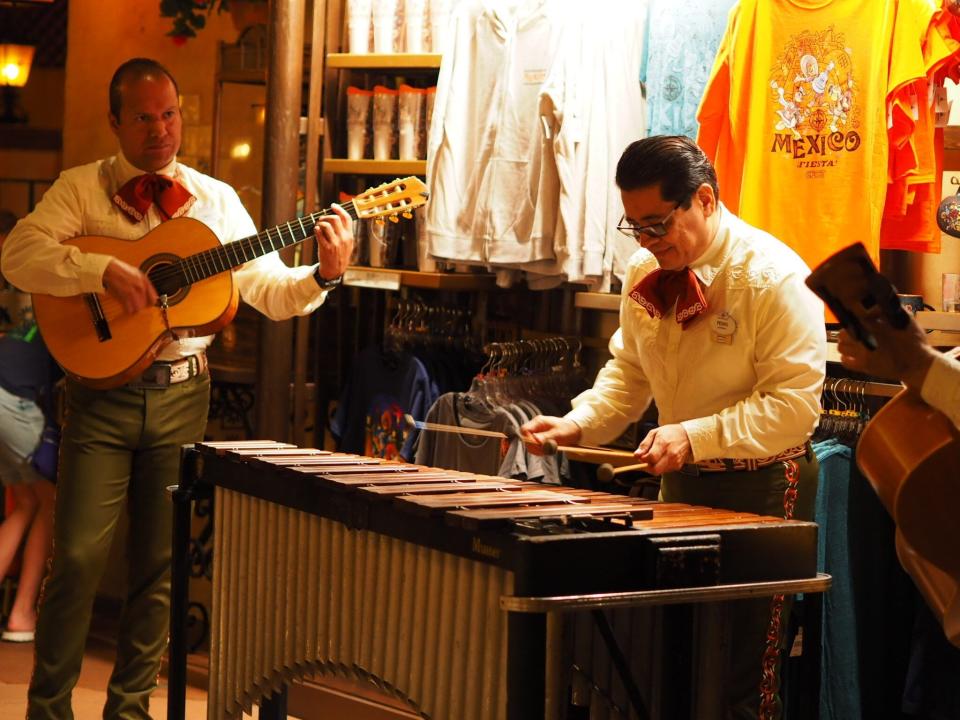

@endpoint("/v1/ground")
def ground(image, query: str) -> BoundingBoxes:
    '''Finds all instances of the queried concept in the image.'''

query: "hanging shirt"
[697,0,933,274]
[331,346,436,461]
[642,0,736,139]
[1,152,330,362]
[426,0,563,267]
[538,0,648,289]
[565,206,826,461]
[880,6,960,254]
[413,392,529,478]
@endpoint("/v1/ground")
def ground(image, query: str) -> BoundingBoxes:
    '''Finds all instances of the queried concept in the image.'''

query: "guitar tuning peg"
[401,211,413,219]
[375,217,385,226]
[388,215,400,223]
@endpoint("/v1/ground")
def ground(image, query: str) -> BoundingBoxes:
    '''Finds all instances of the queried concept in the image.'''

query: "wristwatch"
[314,267,343,290]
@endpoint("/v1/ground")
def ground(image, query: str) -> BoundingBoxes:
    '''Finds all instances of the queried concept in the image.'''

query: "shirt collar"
[689,203,732,288]
[114,152,178,186]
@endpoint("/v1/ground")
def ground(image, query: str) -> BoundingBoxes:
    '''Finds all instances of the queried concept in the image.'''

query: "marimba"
[174,441,822,720]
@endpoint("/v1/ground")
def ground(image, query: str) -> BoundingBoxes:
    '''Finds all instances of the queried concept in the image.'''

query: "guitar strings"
[146,199,371,287]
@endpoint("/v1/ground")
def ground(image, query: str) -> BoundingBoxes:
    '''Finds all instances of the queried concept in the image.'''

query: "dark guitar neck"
[150,202,359,296]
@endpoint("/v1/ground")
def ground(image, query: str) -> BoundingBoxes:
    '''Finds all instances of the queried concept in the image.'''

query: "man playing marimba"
[522,136,827,720]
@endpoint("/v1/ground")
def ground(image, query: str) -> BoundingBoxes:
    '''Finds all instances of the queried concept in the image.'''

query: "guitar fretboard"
[151,201,360,293]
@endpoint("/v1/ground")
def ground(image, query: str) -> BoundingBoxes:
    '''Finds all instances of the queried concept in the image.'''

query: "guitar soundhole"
[144,254,189,305]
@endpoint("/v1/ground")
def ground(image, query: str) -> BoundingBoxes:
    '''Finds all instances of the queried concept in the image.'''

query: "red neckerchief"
[113,173,195,223]
[628,267,708,328]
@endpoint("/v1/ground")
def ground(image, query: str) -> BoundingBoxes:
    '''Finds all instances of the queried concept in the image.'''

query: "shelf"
[344,265,496,291]
[324,159,426,175]
[574,292,620,312]
[326,53,442,69]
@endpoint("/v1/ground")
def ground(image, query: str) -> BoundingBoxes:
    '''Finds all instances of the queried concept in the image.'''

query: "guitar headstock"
[353,177,429,223]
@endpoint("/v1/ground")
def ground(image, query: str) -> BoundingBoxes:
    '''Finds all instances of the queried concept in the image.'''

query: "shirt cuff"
[921,352,960,413]
[84,253,117,294]
[583,250,603,277]
[680,416,720,462]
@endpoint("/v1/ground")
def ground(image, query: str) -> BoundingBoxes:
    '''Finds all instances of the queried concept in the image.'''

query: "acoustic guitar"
[32,176,427,389]
[807,242,960,647]
[857,385,960,647]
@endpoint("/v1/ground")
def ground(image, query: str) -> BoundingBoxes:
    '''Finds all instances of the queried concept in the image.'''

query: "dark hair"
[615,135,719,207]
[0,209,17,235]
[108,58,179,119]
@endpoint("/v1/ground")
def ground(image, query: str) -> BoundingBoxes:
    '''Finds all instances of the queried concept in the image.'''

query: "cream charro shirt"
[566,205,827,461]
[921,352,960,430]
[1,153,329,362]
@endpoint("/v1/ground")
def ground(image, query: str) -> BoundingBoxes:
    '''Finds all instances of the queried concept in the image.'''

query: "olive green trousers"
[27,374,210,720]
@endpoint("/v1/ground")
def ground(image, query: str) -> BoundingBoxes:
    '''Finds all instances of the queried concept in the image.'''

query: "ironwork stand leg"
[260,686,288,719]
[591,609,651,720]
[167,447,197,720]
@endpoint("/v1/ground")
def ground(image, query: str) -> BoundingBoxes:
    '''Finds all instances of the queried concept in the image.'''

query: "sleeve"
[0,172,114,296]
[920,352,960,431]
[680,271,826,460]
[227,188,330,321]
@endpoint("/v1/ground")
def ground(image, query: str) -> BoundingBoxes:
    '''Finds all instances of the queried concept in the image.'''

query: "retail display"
[697,0,960,275]
[425,0,647,290]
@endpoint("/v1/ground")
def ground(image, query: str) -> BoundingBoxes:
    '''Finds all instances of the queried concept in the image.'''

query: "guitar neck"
[174,201,360,286]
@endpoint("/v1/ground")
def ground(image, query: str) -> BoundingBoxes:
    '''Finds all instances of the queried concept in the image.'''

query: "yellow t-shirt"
[698,0,933,274]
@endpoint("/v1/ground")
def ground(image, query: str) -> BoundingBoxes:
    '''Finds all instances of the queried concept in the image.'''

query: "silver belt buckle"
[129,363,172,389]
[168,357,192,383]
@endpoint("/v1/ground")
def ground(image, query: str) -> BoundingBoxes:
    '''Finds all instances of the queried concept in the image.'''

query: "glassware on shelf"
[346,86,373,160]
[372,85,398,160]
[348,0,373,53]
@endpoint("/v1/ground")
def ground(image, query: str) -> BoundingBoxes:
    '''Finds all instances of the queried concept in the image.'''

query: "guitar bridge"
[85,294,112,342]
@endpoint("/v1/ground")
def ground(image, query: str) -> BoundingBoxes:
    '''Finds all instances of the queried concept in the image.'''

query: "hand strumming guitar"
[103,257,158,315]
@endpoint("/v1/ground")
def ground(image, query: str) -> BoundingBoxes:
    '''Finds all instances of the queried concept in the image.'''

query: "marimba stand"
[165,441,830,720]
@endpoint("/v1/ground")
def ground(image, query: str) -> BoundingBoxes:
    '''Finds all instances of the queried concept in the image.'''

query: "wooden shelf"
[344,265,496,291]
[574,291,620,312]
[324,158,426,175]
[326,53,442,69]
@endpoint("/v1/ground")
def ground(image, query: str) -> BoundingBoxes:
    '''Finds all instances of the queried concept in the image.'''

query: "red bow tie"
[112,173,195,223]
[628,267,708,328]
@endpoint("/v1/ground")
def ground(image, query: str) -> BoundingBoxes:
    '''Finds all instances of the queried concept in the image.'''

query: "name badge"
[712,311,737,344]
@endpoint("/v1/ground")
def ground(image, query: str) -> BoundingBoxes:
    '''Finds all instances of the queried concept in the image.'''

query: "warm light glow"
[0,45,35,88]
[230,141,252,159]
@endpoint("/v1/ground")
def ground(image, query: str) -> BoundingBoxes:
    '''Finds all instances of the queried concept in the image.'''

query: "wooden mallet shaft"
[596,462,650,483]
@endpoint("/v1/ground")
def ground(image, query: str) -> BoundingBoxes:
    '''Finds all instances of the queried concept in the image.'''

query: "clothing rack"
[823,376,903,399]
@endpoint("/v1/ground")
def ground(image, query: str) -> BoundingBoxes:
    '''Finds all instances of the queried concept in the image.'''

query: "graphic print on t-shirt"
[364,396,407,460]
[768,27,861,174]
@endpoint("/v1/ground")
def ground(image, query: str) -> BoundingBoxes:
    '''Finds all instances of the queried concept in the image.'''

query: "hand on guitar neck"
[313,204,355,283]
[101,203,355,316]
[836,311,937,394]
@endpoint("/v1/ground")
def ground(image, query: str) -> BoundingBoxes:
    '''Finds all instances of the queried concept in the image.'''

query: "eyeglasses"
[617,202,682,239]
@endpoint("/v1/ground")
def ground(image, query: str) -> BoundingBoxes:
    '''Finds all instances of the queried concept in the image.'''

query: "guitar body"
[857,389,960,646]
[32,217,238,389]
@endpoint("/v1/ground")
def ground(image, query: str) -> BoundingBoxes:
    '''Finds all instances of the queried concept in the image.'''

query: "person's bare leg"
[0,483,39,581]
[6,479,55,632]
